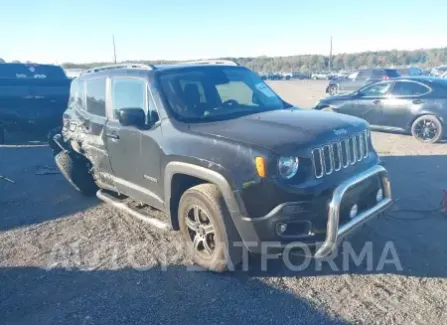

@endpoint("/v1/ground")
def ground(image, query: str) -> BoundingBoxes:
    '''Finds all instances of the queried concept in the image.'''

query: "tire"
[328,84,339,96]
[411,115,443,143]
[55,151,98,196]
[179,183,241,272]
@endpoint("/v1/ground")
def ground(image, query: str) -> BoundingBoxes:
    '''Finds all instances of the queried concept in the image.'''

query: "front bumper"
[314,165,392,258]
[236,165,392,257]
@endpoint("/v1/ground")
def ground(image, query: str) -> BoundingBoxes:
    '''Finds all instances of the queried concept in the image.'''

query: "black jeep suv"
[50,61,393,271]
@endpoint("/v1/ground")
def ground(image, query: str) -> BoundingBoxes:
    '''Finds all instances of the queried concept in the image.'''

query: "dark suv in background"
[50,61,392,272]
[326,68,401,96]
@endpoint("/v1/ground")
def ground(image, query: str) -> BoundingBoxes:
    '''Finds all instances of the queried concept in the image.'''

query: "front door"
[378,81,431,129]
[338,81,392,125]
[104,77,163,209]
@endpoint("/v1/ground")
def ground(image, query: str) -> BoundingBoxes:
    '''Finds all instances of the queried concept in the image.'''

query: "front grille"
[312,130,369,178]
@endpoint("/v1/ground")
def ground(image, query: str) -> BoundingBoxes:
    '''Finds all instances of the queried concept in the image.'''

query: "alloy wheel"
[185,206,216,258]
[414,119,438,142]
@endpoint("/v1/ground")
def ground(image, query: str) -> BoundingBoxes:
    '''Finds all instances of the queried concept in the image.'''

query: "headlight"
[277,156,299,179]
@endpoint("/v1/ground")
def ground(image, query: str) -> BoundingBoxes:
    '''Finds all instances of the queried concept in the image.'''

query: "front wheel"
[411,115,443,143]
[178,184,241,272]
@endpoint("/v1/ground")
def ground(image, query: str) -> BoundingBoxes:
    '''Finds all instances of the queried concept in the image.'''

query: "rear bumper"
[236,165,392,257]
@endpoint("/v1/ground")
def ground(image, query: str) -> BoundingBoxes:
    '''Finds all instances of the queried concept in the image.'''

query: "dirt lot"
[1,80,447,325]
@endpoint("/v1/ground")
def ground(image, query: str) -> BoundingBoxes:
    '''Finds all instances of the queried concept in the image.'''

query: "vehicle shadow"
[0,144,99,231]
[371,128,447,142]
[0,265,349,325]
[247,154,447,279]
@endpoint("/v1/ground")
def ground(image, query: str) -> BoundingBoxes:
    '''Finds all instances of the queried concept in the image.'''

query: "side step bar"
[96,190,172,231]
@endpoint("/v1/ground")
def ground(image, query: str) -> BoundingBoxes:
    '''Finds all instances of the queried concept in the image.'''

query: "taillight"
[382,75,390,80]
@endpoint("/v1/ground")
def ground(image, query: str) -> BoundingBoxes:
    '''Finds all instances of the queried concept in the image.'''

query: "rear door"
[104,77,164,208]
[74,77,112,175]
[378,81,431,128]
[337,81,392,125]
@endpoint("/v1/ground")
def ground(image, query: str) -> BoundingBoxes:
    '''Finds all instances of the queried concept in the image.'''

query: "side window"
[360,82,392,96]
[391,82,430,96]
[216,81,254,105]
[111,78,146,119]
[86,78,106,116]
[357,70,370,79]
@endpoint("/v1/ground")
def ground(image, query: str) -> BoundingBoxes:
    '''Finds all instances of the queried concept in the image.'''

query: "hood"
[189,108,368,156]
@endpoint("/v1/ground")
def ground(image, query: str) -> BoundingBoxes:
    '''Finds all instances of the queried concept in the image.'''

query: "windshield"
[0,63,67,79]
[158,66,290,122]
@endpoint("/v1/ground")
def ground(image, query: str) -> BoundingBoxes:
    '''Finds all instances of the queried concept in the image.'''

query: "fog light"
[349,204,358,219]
[279,224,288,234]
[376,189,384,202]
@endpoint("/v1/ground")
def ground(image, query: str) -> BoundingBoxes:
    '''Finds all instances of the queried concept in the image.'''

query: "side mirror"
[148,110,159,125]
[117,108,146,128]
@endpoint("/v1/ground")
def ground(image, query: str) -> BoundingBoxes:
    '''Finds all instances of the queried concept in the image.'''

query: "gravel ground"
[1,80,447,325]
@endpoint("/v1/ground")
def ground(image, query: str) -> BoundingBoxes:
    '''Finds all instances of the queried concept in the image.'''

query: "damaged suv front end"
[204,109,393,258]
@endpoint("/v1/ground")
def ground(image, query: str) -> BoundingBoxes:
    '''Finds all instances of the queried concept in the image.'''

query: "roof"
[79,60,240,77]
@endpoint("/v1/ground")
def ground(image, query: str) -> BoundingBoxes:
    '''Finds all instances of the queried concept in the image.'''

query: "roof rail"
[81,63,155,75]
[180,59,239,66]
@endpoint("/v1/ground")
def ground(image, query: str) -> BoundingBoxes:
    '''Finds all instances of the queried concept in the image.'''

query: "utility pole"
[112,34,117,63]
[328,36,333,72]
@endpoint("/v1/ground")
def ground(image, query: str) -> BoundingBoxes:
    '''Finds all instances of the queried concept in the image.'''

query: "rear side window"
[357,70,370,79]
[111,78,146,119]
[68,79,79,106]
[69,79,85,108]
[391,81,430,96]
[86,78,106,116]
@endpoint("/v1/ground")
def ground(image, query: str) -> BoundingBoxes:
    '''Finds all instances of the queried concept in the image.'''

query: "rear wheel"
[411,115,443,143]
[55,151,98,196]
[328,84,339,96]
[179,184,241,272]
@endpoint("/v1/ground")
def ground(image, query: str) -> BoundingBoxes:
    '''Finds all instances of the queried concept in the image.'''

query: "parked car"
[311,72,329,80]
[315,77,447,143]
[397,67,424,77]
[431,66,447,77]
[292,71,311,79]
[50,61,392,272]
[0,63,71,143]
[326,68,401,96]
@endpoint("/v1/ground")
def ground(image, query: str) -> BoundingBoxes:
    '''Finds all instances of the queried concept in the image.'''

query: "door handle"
[106,132,120,140]
[412,99,424,104]
[373,99,381,105]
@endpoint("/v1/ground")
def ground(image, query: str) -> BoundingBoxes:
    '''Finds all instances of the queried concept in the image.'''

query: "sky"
[0,0,446,64]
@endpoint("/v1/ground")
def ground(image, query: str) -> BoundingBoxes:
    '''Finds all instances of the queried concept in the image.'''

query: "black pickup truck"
[0,63,71,143]
[50,61,393,272]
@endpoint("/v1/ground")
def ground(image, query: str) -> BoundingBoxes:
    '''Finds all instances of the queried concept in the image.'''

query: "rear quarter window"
[85,78,106,116]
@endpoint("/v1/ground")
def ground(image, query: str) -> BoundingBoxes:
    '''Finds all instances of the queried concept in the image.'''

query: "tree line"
[12,47,447,73]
